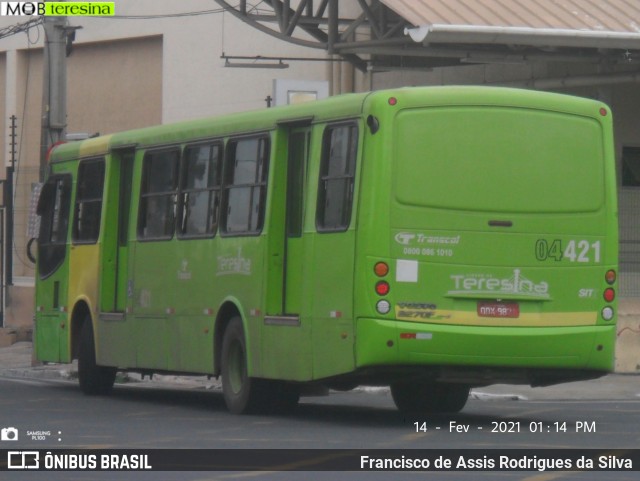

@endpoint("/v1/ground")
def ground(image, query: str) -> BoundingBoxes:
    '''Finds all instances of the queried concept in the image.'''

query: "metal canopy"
[215,0,640,72]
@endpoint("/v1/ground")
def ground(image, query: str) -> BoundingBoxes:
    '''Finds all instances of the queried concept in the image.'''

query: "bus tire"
[391,381,470,414]
[78,319,116,395]
[221,317,264,414]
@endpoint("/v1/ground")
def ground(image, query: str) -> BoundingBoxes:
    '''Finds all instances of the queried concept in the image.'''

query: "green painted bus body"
[34,86,618,391]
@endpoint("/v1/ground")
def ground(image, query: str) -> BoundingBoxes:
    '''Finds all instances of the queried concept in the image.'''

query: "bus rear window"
[394,107,605,214]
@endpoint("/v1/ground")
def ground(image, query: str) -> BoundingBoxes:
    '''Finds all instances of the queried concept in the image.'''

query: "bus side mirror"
[26,237,37,264]
[367,115,380,134]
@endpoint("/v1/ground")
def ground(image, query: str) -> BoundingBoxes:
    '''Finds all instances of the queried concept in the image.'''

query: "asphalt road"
[1,376,639,481]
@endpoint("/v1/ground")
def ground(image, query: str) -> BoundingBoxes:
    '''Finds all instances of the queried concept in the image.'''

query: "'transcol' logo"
[394,232,416,245]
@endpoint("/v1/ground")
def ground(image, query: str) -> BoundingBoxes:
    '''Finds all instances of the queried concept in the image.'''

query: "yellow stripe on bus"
[395,309,597,327]
[77,134,113,158]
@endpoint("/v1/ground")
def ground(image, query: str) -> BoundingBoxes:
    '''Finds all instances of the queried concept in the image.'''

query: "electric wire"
[0,17,43,41]
[102,8,226,20]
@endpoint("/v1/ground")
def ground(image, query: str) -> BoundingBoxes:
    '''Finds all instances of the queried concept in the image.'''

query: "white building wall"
[0,0,332,125]
[0,0,335,327]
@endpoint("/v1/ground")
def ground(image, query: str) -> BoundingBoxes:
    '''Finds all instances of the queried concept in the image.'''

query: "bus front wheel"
[391,381,470,414]
[78,319,117,395]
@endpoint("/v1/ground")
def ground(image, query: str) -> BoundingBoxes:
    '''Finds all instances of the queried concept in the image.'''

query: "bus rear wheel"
[391,381,470,414]
[221,317,300,414]
[78,319,116,395]
[221,317,265,414]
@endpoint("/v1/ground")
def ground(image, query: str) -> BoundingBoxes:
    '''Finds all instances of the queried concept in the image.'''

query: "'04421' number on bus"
[535,239,601,263]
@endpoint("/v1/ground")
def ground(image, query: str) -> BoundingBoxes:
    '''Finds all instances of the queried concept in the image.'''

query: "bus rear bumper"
[355,318,616,385]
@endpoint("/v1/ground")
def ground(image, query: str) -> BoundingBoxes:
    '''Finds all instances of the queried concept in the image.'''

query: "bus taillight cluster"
[374,262,391,315]
[602,270,616,321]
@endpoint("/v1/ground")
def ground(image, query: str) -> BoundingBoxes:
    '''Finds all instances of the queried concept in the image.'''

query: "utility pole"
[5,115,16,294]
[39,16,69,182]
[1,115,17,326]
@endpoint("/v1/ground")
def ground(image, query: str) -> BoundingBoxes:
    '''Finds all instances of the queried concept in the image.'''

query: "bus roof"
[49,90,371,162]
[49,86,608,163]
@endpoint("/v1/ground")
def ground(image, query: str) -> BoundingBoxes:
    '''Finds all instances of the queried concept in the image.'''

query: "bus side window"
[38,175,72,278]
[73,158,105,244]
[222,136,270,235]
[179,142,222,238]
[316,123,358,232]
[138,149,180,240]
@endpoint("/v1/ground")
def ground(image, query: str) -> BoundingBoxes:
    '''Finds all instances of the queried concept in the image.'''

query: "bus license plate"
[477,302,520,318]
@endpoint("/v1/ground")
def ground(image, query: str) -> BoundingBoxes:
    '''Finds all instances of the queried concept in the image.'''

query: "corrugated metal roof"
[382,0,640,33]
[382,0,640,49]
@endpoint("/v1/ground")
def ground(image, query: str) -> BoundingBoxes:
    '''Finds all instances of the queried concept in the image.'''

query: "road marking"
[0,377,59,387]
[218,451,356,479]
[521,473,575,481]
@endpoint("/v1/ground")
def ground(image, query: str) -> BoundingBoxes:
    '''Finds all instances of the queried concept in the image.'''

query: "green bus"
[33,86,618,414]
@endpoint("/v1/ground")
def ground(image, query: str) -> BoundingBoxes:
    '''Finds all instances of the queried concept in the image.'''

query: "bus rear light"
[374,262,389,277]
[400,332,416,339]
[376,300,391,315]
[599,107,608,116]
[605,270,616,285]
[603,288,615,303]
[375,281,390,296]
[602,306,614,321]
[388,97,398,106]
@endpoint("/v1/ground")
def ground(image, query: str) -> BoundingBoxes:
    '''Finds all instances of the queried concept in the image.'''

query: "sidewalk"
[1,342,638,401]
[0,342,223,390]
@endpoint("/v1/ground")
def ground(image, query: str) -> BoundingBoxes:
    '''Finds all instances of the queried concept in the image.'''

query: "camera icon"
[1,427,19,441]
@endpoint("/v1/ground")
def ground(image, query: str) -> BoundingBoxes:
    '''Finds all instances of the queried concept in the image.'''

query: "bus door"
[100,147,135,315]
[35,174,73,362]
[97,146,136,367]
[261,124,313,381]
[308,121,359,379]
[283,128,310,315]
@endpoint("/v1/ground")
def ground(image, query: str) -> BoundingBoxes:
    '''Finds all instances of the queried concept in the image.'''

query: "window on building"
[138,149,180,240]
[316,123,358,232]
[73,158,105,243]
[222,136,270,235]
[37,174,72,278]
[179,143,222,238]
[622,146,640,187]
